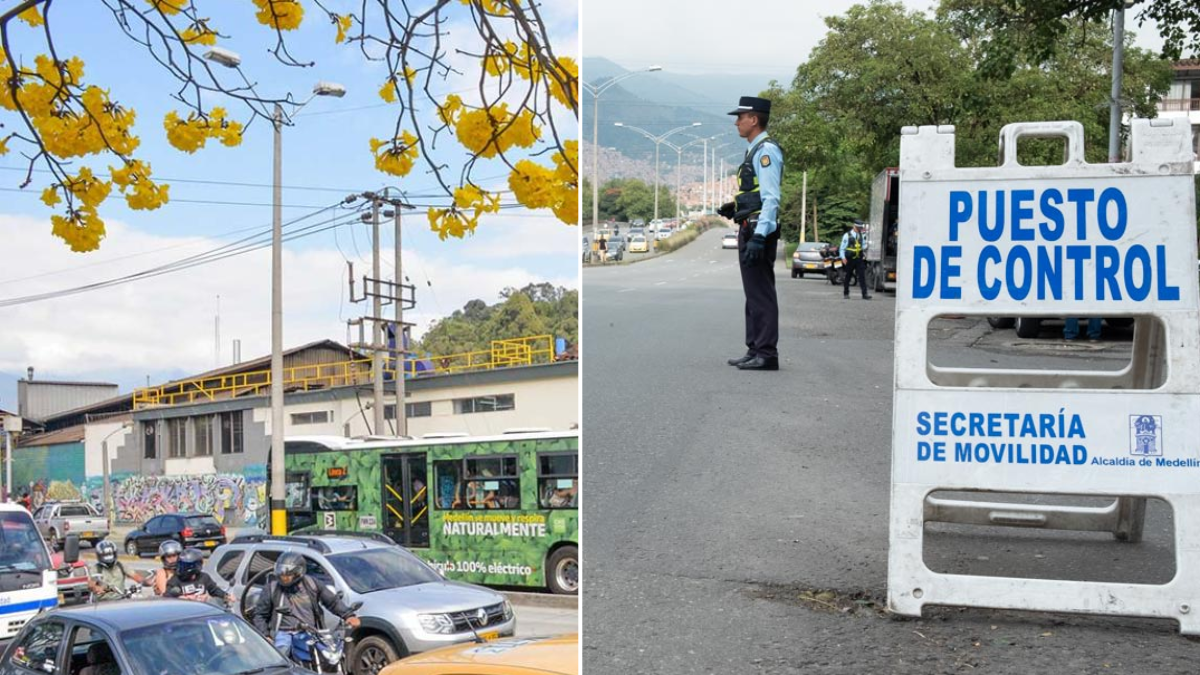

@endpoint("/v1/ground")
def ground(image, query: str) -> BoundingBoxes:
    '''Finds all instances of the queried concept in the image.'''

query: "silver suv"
[205,532,515,675]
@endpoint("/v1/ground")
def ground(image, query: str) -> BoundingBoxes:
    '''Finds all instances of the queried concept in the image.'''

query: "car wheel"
[791,269,799,279]
[546,545,579,595]
[1015,317,1041,339]
[125,540,139,557]
[353,635,402,675]
[987,317,1015,329]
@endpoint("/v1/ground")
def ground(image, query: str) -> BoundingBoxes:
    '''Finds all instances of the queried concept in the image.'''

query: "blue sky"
[0,1,579,408]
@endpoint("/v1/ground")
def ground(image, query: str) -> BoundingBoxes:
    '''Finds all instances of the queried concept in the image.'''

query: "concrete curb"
[502,590,577,610]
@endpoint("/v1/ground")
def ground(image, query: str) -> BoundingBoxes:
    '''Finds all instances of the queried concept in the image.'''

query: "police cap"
[728,96,771,116]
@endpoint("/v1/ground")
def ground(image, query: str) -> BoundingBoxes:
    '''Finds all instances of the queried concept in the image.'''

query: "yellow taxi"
[379,634,578,675]
[628,234,649,253]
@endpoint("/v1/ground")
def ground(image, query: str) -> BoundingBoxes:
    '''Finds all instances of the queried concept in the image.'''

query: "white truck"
[33,501,108,551]
[864,167,900,292]
[0,503,74,642]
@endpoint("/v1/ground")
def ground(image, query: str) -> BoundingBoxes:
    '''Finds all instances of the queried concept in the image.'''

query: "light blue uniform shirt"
[747,132,783,238]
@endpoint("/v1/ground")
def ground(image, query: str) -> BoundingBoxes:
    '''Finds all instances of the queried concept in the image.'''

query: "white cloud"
[0,213,576,385]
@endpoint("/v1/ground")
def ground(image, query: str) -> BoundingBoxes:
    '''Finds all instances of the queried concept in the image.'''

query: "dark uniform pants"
[844,256,868,297]
[738,219,779,358]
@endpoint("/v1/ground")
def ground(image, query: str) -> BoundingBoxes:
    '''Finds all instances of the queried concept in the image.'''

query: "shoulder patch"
[760,155,771,167]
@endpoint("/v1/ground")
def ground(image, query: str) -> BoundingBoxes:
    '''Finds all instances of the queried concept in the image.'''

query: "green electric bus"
[282,430,579,594]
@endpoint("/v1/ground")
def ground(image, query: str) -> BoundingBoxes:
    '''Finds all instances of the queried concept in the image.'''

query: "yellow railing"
[133,335,558,409]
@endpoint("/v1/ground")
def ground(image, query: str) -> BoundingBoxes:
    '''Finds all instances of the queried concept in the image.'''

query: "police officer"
[718,96,783,371]
[840,219,872,300]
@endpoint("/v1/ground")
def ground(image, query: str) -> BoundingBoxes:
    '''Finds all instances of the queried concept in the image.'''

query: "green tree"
[768,0,1172,242]
[416,285,577,356]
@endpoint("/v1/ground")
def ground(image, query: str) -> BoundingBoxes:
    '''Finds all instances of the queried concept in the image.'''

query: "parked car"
[52,550,90,605]
[209,532,515,675]
[722,232,739,249]
[0,600,308,675]
[33,501,108,550]
[379,634,579,675]
[791,241,828,278]
[123,512,226,557]
[987,316,1136,338]
[628,235,649,253]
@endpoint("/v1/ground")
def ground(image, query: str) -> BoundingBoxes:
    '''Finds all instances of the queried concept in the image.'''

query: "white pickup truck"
[33,501,108,550]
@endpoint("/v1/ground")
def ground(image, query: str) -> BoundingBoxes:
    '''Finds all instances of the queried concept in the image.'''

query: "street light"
[663,136,709,219]
[100,422,132,529]
[613,122,701,221]
[710,141,736,210]
[582,66,662,237]
[204,48,346,536]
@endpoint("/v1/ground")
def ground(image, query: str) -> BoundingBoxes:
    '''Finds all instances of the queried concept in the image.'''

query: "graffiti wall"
[110,467,268,527]
[14,442,85,502]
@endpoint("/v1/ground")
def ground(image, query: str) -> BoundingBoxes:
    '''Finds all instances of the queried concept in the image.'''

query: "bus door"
[381,454,429,548]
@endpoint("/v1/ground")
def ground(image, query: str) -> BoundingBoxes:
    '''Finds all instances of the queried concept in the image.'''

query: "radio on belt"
[887,119,1200,633]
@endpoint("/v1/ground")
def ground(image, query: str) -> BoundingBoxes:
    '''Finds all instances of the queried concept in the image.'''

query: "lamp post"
[613,122,701,221]
[204,48,345,535]
[710,142,735,210]
[663,136,709,219]
[100,422,132,529]
[582,66,662,237]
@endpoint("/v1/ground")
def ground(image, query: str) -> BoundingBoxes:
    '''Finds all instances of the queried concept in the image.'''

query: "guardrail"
[133,335,558,408]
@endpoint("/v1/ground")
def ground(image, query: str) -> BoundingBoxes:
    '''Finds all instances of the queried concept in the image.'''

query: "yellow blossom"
[378,80,396,104]
[334,14,352,43]
[0,137,7,156]
[454,104,539,158]
[508,140,577,225]
[369,132,420,177]
[253,0,304,30]
[181,26,218,46]
[145,0,184,15]
[41,186,60,207]
[51,206,106,253]
[18,6,44,27]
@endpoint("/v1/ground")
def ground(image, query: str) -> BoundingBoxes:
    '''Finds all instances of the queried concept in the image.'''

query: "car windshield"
[326,547,441,593]
[122,615,289,675]
[799,243,826,251]
[0,512,49,572]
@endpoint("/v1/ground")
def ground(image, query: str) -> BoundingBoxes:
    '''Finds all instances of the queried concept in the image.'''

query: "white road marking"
[618,288,636,293]
[655,281,667,286]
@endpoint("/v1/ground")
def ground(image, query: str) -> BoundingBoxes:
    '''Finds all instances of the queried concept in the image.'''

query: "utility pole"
[392,203,407,437]
[269,102,285,536]
[800,171,808,243]
[1108,1,1130,163]
[370,198,385,436]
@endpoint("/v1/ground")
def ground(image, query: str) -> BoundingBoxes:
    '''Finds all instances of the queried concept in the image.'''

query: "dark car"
[0,599,306,675]
[123,513,226,557]
[791,241,828,278]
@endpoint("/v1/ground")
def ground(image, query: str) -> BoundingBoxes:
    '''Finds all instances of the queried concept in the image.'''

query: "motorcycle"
[821,244,846,285]
[88,580,143,603]
[274,603,363,674]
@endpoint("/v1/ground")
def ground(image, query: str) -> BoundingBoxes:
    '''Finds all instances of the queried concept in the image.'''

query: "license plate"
[479,631,499,641]
[80,532,95,538]
[804,263,818,269]
[204,540,216,547]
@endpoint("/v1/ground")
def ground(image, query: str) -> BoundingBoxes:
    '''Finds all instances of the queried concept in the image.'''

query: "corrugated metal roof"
[20,380,117,387]
[19,425,85,447]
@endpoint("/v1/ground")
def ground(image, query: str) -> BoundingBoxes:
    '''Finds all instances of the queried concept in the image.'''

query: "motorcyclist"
[150,540,182,596]
[251,551,361,663]
[88,540,149,601]
[164,548,234,605]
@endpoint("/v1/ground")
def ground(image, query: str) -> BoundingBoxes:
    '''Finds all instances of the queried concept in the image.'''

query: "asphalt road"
[582,228,1194,674]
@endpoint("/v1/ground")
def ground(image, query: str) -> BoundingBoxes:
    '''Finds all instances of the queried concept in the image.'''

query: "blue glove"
[742,234,765,266]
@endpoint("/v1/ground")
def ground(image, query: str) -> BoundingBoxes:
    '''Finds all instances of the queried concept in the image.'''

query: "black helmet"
[176,548,204,582]
[158,540,183,569]
[274,551,305,589]
[95,540,117,567]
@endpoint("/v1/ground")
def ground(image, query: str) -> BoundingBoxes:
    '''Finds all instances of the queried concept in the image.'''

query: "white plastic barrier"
[887,119,1200,632]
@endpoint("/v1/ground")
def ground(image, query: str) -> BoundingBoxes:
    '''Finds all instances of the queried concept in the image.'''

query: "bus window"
[538,452,579,509]
[464,456,519,510]
[434,461,464,510]
[313,486,357,511]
